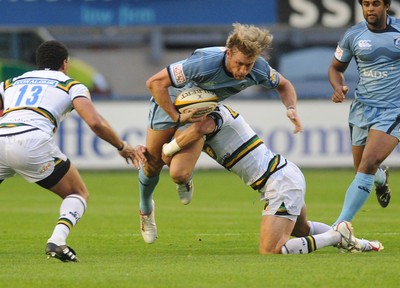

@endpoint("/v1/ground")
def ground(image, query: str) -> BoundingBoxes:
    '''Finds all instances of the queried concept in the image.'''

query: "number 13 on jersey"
[14,85,44,107]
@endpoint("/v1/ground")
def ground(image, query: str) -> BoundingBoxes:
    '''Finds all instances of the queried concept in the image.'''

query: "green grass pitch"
[0,169,399,288]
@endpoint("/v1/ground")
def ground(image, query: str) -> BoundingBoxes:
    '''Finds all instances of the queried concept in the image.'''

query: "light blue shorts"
[148,97,180,130]
[349,100,400,146]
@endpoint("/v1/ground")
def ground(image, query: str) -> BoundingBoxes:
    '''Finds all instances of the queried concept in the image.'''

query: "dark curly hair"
[358,0,391,5]
[35,40,69,70]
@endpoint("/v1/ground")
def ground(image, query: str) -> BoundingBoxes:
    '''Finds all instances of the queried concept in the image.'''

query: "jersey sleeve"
[167,48,224,88]
[241,56,280,90]
[205,104,231,140]
[265,66,279,89]
[215,104,237,126]
[334,31,354,63]
[168,60,187,87]
[256,61,280,89]
[69,82,91,101]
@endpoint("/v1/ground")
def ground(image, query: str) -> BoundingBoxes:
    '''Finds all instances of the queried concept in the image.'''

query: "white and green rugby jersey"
[0,70,89,136]
[204,104,287,191]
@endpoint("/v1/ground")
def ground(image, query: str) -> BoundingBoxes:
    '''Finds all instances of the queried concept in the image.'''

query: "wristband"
[117,141,127,152]
[287,106,295,110]
[163,139,181,156]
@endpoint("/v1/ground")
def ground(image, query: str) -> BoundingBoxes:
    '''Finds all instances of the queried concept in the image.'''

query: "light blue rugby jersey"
[335,16,400,108]
[167,46,279,102]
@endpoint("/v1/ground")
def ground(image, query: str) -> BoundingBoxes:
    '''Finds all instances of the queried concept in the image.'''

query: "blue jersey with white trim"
[334,16,400,108]
[167,47,279,102]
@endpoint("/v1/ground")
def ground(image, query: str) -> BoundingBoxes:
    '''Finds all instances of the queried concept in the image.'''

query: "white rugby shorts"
[0,129,67,182]
[260,160,305,222]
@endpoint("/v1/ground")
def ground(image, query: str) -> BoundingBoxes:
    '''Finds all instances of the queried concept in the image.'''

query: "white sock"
[308,221,332,235]
[374,167,386,187]
[48,195,87,246]
[282,230,341,254]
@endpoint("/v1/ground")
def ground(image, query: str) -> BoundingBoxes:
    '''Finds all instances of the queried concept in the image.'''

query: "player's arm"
[146,68,180,122]
[72,96,147,169]
[146,68,199,124]
[162,116,216,165]
[328,58,350,103]
[275,73,303,133]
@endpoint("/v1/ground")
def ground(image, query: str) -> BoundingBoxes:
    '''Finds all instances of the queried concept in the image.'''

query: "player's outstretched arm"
[286,107,302,134]
[162,116,216,164]
[276,73,303,133]
[129,144,147,169]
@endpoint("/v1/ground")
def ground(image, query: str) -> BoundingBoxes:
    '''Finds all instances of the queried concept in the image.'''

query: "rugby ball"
[174,87,218,117]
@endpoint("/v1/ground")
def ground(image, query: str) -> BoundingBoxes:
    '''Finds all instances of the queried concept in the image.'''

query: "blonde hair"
[226,23,273,57]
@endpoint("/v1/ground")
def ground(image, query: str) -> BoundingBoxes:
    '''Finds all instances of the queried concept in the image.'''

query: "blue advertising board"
[0,0,276,26]
[1,0,390,28]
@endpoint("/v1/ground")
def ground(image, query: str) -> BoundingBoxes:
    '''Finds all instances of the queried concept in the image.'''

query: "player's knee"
[192,121,210,137]
[259,238,283,254]
[291,224,310,237]
[142,161,163,177]
[259,245,281,255]
[79,189,89,202]
[66,187,89,202]
[359,156,383,174]
[170,170,191,185]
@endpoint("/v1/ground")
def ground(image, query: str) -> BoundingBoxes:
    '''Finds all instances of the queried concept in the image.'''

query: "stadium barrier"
[58,100,400,169]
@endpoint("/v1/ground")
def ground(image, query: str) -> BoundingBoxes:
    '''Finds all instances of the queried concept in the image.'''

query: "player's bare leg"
[291,206,310,237]
[168,133,204,204]
[46,163,88,262]
[138,127,175,244]
[334,130,397,224]
[140,127,175,213]
[259,215,294,254]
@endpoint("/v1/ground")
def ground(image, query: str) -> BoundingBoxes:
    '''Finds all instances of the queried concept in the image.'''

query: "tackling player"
[161,104,383,254]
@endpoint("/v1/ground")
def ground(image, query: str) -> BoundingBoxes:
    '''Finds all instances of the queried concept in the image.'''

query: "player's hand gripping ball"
[174,87,218,118]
